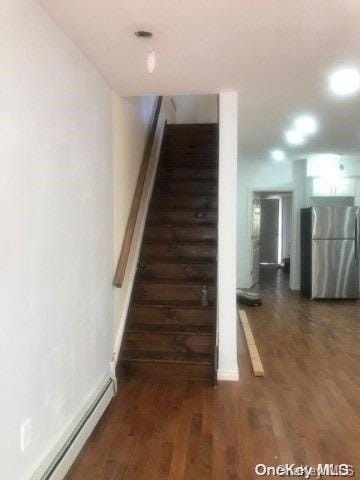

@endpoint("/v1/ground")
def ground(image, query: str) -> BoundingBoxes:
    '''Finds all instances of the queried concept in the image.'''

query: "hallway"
[66,268,360,479]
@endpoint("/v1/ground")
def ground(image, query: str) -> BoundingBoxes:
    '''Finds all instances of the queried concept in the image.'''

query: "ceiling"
[37,0,360,161]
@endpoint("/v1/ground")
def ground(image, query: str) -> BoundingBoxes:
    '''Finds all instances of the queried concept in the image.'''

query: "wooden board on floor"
[239,310,264,377]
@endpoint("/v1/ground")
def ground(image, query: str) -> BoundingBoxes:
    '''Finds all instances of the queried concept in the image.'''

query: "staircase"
[119,123,218,382]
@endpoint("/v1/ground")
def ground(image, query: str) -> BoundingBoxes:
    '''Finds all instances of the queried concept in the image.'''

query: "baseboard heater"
[34,378,115,480]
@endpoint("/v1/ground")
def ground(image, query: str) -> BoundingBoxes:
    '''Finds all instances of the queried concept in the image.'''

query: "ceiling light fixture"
[294,115,318,136]
[271,149,286,162]
[285,129,305,146]
[147,50,156,73]
[134,30,156,73]
[329,67,360,96]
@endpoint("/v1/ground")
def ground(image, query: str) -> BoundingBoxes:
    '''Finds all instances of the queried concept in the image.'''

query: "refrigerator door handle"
[355,215,359,261]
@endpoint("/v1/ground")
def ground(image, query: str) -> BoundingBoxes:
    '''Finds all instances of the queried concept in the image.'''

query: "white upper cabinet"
[334,178,356,196]
[310,178,356,197]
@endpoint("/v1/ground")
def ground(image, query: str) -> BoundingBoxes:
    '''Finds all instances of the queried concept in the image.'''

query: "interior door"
[260,198,280,264]
[312,239,358,298]
[251,195,261,286]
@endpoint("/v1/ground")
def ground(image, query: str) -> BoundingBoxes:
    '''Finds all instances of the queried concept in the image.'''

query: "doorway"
[251,191,293,288]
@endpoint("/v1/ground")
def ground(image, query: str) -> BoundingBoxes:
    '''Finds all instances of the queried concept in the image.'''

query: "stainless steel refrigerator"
[301,206,360,299]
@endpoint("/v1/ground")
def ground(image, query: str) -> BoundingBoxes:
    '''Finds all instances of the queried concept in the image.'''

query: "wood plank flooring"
[65,266,360,479]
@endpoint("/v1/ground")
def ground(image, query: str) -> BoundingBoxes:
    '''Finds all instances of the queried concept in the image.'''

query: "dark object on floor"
[283,257,290,273]
[237,289,262,306]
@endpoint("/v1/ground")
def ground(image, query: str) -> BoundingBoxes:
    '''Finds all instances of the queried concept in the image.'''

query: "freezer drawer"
[312,207,359,239]
[312,239,359,298]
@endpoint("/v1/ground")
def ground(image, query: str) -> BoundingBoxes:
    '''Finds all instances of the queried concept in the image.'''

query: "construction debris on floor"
[236,289,262,306]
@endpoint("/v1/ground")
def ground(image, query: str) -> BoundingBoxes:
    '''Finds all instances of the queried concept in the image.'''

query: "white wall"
[237,158,295,288]
[281,194,292,260]
[112,94,157,358]
[217,92,238,381]
[0,1,113,478]
[172,95,218,124]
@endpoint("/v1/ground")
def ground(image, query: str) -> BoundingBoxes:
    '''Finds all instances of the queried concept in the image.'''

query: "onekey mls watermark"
[255,464,354,478]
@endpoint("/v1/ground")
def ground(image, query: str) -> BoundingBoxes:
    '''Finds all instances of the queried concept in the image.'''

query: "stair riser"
[158,168,217,180]
[148,210,217,225]
[162,157,217,167]
[155,182,217,195]
[134,283,216,305]
[166,124,217,134]
[124,332,214,354]
[144,225,216,242]
[151,196,217,210]
[163,144,217,154]
[165,135,217,146]
[128,306,216,326]
[121,361,213,381]
[141,242,216,259]
[139,262,216,282]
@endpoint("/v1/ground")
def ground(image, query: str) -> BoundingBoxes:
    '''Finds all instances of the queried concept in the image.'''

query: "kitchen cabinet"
[355,180,360,206]
[309,178,356,197]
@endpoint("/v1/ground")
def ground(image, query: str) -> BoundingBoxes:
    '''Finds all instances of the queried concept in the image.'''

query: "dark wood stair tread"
[136,277,215,286]
[139,257,216,264]
[146,221,216,228]
[149,207,217,212]
[159,164,217,170]
[143,239,216,245]
[132,303,215,310]
[122,350,213,365]
[127,324,215,334]
[152,193,217,198]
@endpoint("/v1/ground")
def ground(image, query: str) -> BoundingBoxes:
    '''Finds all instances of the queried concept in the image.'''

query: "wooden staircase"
[118,123,218,382]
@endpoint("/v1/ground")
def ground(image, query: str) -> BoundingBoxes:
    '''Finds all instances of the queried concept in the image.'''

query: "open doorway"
[251,191,293,289]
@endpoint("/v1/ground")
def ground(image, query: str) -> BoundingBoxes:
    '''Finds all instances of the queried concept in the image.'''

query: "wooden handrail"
[113,96,163,287]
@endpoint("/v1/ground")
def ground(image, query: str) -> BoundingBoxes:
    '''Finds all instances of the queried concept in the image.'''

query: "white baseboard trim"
[32,377,115,480]
[217,369,239,381]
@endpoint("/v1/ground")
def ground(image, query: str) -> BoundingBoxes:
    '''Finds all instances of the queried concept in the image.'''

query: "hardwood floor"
[66,266,360,479]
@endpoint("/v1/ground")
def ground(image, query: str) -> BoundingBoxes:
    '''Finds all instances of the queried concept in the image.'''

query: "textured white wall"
[0,1,113,478]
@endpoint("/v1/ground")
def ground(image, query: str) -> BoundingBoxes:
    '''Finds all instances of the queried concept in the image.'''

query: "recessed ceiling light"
[285,129,305,146]
[271,149,286,161]
[329,67,360,96]
[294,115,318,136]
